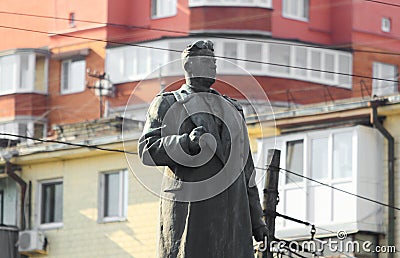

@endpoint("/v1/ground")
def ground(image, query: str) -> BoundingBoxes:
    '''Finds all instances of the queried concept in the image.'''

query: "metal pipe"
[370,100,395,258]
[5,161,27,230]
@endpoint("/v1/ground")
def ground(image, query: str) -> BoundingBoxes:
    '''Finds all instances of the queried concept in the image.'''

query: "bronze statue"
[139,40,268,258]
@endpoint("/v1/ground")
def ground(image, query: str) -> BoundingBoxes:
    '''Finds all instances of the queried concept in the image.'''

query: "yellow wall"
[22,150,160,258]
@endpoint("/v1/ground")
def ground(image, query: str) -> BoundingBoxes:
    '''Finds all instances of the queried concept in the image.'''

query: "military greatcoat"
[138,84,266,258]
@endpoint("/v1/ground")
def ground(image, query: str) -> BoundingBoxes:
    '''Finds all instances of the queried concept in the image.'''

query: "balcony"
[0,49,49,96]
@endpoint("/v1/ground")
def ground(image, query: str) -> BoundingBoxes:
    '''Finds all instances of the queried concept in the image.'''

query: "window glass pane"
[372,62,398,97]
[294,47,307,76]
[61,61,70,91]
[286,140,303,183]
[104,172,120,217]
[324,53,335,80]
[223,42,238,69]
[302,0,309,19]
[152,0,176,17]
[338,55,352,87]
[35,56,46,91]
[333,132,352,178]
[310,50,321,79]
[137,48,148,75]
[123,49,135,78]
[311,138,328,179]
[70,59,86,92]
[0,55,17,92]
[34,123,45,139]
[19,54,31,89]
[41,181,63,224]
[18,123,27,136]
[269,44,290,74]
[245,43,262,70]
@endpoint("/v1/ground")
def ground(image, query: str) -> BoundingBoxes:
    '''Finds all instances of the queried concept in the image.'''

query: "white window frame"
[151,0,177,19]
[282,0,309,21]
[372,62,398,97]
[257,125,384,236]
[105,38,353,88]
[189,0,272,8]
[37,178,63,230]
[98,169,128,223]
[60,58,86,95]
[0,52,47,96]
[381,17,391,33]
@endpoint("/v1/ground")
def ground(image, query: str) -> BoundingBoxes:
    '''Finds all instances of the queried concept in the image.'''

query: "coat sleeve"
[138,95,192,167]
[244,150,267,235]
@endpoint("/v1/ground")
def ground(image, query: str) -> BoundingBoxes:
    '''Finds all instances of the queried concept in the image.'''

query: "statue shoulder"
[148,92,177,118]
[223,95,243,111]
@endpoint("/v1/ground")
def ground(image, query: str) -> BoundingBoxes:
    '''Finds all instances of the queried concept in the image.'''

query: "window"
[106,38,353,88]
[283,0,309,21]
[286,140,304,183]
[372,62,398,96]
[223,42,238,70]
[333,132,352,178]
[338,55,352,87]
[0,52,48,95]
[0,55,18,92]
[99,169,128,222]
[188,0,272,8]
[61,59,86,94]
[69,12,75,28]
[293,47,307,76]
[269,43,290,74]
[381,17,391,32]
[311,137,328,180]
[245,43,262,70]
[151,0,177,19]
[258,126,384,234]
[38,179,63,228]
[33,123,45,139]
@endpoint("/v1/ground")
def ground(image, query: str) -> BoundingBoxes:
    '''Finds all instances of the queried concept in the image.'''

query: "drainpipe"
[5,161,26,230]
[369,99,395,258]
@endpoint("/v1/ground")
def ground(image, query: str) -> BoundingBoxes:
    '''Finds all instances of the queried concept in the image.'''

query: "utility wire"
[1,9,400,56]
[255,166,400,211]
[0,133,137,155]
[1,131,398,211]
[365,0,400,8]
[0,24,398,83]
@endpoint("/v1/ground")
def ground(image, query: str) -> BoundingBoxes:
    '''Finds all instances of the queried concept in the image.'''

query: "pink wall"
[0,0,53,50]
[107,0,189,44]
[330,0,353,45]
[352,0,400,51]
[271,0,332,45]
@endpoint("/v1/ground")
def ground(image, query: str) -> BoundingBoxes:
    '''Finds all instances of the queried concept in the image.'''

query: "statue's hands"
[254,226,269,242]
[188,126,206,154]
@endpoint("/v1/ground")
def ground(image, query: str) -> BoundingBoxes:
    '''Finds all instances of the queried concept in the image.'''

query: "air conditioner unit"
[18,230,47,255]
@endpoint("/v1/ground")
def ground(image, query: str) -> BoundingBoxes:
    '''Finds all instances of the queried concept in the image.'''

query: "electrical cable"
[0,24,398,83]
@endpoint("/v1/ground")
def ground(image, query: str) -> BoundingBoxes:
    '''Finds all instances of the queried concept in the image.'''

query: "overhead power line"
[365,0,400,8]
[0,10,400,56]
[0,133,137,155]
[0,24,398,83]
[1,132,398,211]
[256,165,400,211]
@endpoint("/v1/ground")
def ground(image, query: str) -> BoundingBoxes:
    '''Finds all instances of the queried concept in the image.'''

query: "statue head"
[182,40,216,89]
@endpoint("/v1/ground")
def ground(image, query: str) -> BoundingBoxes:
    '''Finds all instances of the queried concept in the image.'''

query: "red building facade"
[0,0,398,137]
